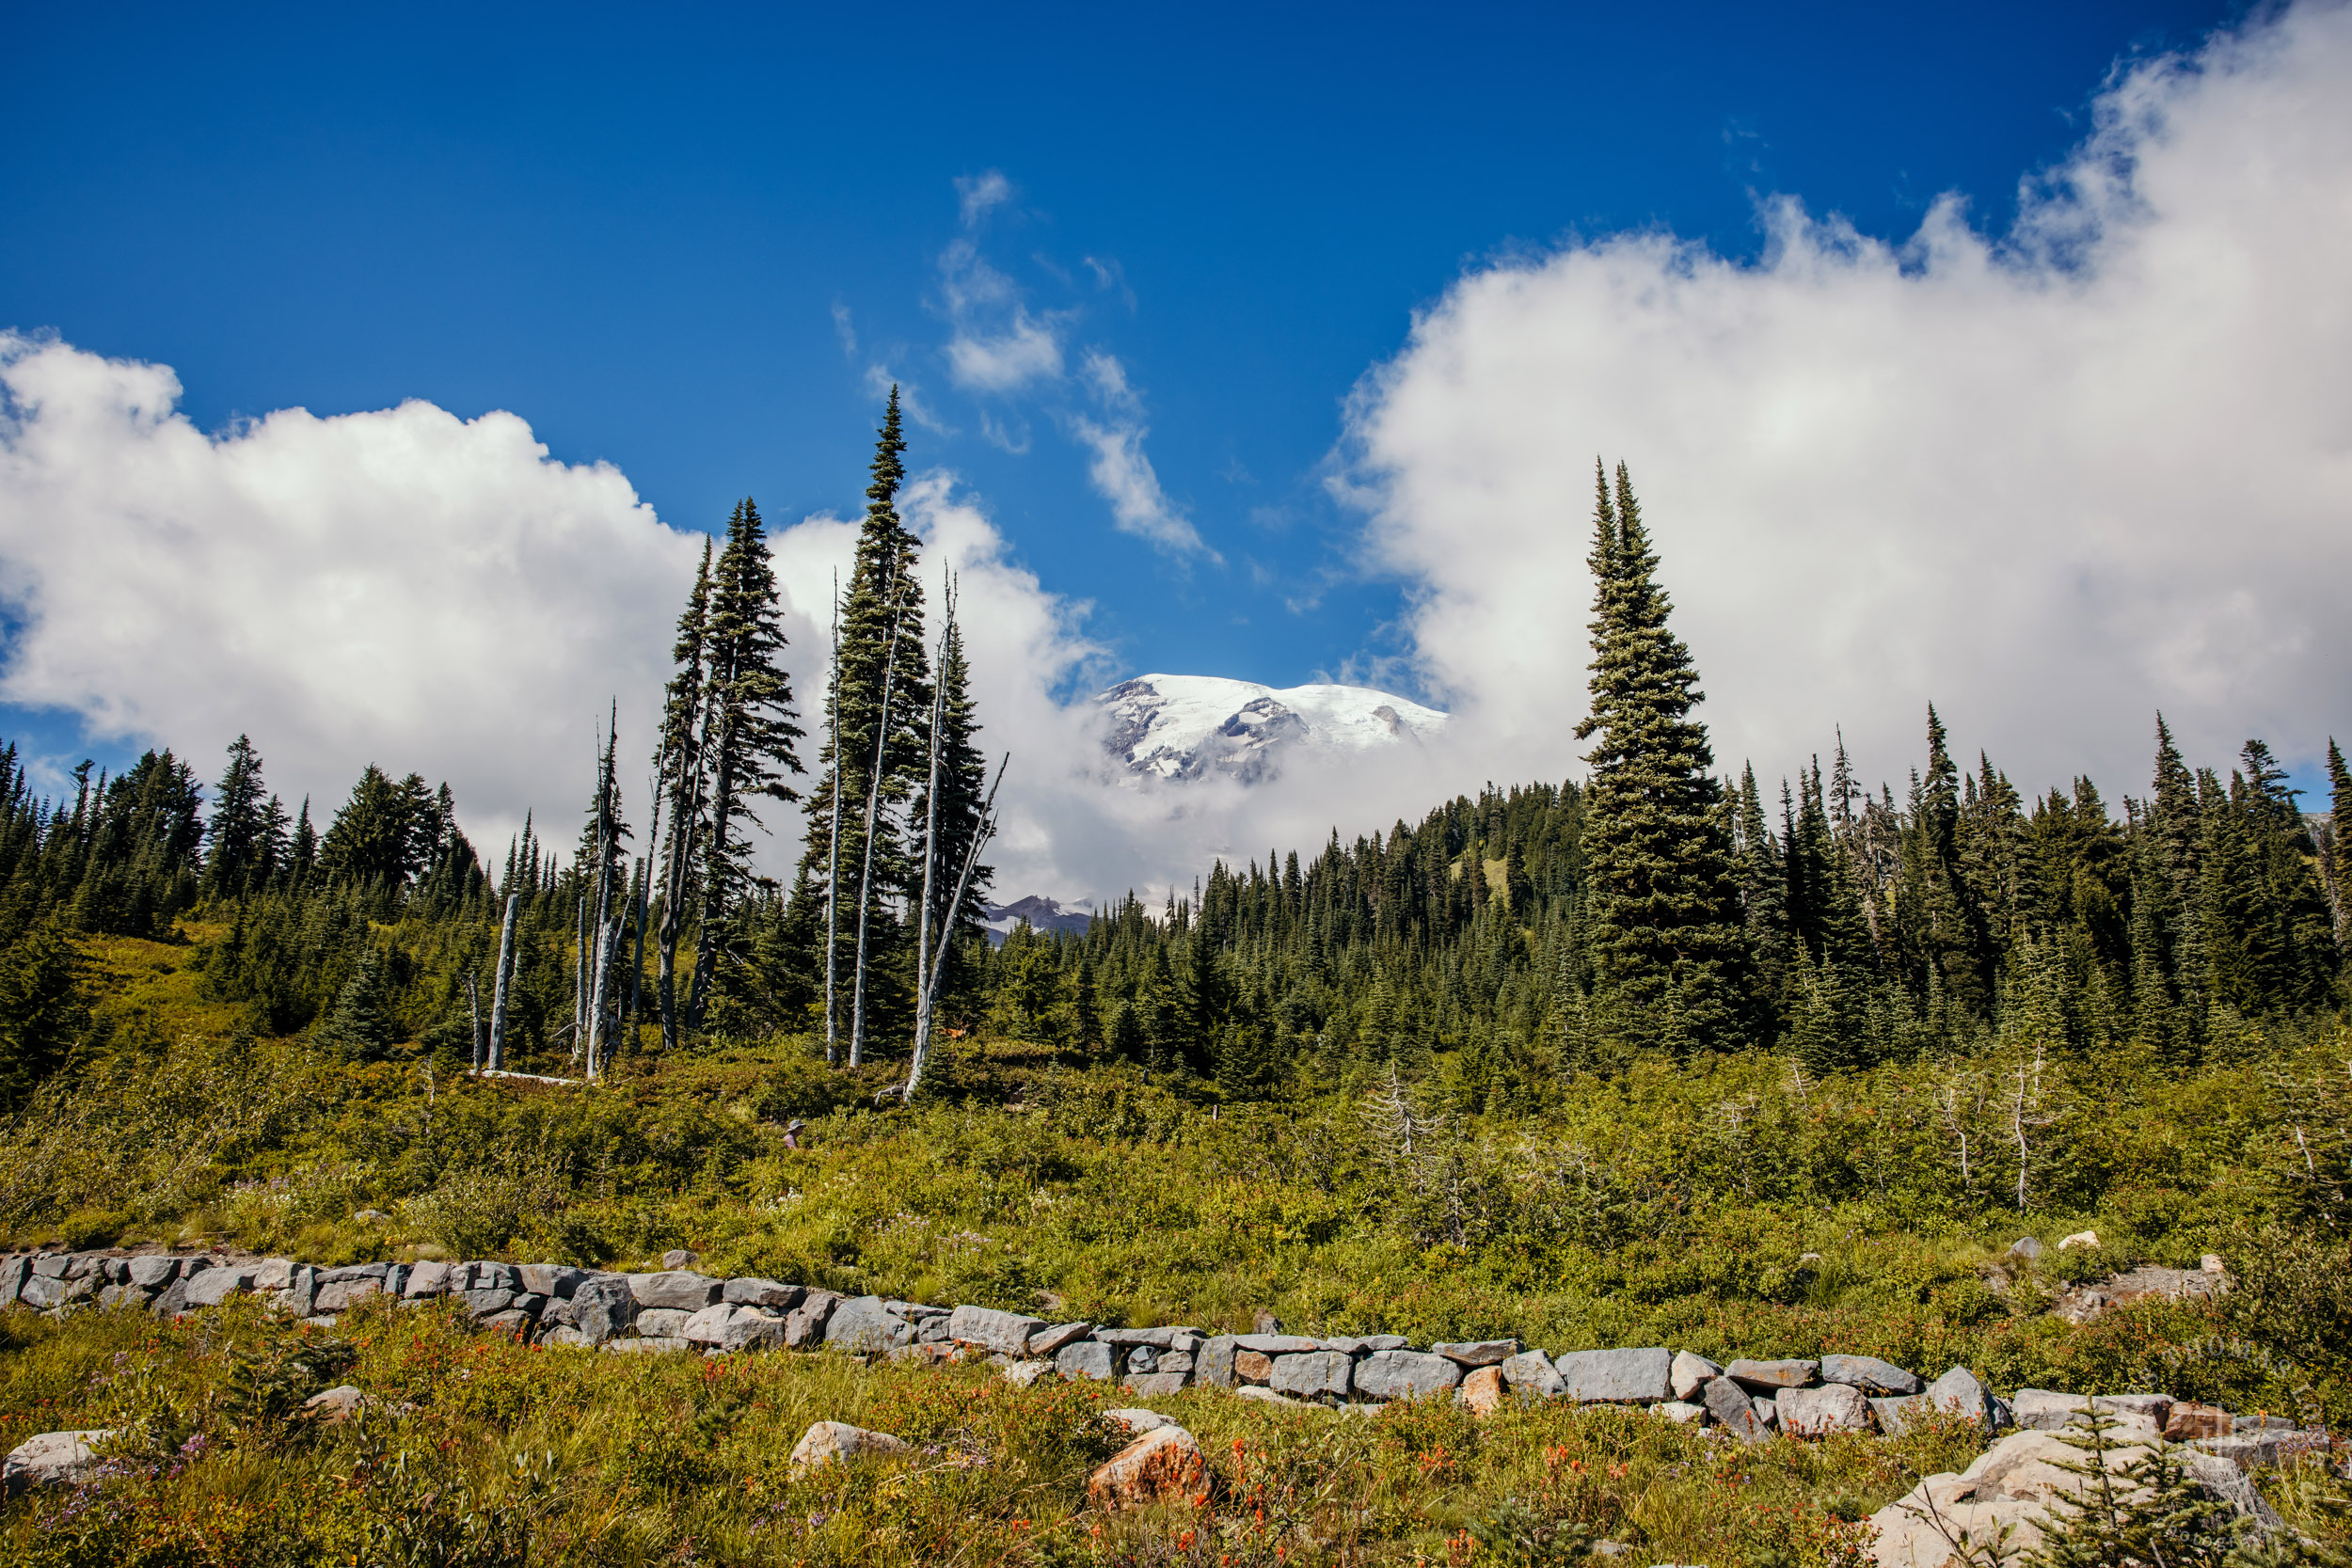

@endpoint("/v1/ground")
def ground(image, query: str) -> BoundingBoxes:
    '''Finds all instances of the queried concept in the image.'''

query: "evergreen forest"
[4,441,2352,1565]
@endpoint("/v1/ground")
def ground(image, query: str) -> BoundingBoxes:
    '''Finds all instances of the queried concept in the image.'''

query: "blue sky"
[6,3,2236,684]
[13,0,2352,889]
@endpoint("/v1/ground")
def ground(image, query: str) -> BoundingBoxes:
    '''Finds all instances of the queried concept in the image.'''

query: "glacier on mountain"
[1097,673,1448,784]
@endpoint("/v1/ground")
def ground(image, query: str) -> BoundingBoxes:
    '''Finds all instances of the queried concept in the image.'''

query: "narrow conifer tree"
[652,538,713,1053]
[1573,462,1750,1052]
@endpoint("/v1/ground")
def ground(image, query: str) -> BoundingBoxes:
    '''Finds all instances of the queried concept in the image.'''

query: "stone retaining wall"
[0,1247,2320,1455]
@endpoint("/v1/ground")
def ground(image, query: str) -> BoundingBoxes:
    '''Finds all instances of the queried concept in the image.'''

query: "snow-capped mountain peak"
[1098,673,1448,784]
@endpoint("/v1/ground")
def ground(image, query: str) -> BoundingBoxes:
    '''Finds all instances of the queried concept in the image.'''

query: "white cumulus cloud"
[0,331,700,847]
[1343,0,2352,801]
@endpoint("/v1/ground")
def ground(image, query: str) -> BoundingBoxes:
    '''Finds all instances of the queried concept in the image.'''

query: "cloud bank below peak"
[1342,0,2352,800]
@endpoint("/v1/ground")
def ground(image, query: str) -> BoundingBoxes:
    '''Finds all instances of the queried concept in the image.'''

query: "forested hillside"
[3,453,2350,1405]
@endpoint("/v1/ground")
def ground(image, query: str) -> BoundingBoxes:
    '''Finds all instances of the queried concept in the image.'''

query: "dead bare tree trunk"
[487,893,517,1071]
[465,972,483,1071]
[824,572,843,1066]
[903,753,1009,1102]
[909,584,949,1093]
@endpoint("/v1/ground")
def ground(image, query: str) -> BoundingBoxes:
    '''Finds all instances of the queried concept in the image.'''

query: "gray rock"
[721,1310,787,1352]
[453,1261,518,1292]
[17,1275,69,1311]
[567,1276,634,1343]
[886,1300,950,1321]
[1001,1360,1053,1387]
[3,1429,114,1495]
[518,1265,588,1299]
[100,1258,131,1285]
[634,1307,692,1338]
[1500,1350,1565,1399]
[97,1283,143,1311]
[1820,1354,1920,1396]
[128,1255,182,1290]
[319,1262,389,1285]
[1056,1339,1116,1380]
[1353,1350,1463,1402]
[660,1248,699,1271]
[1026,1321,1093,1357]
[1160,1352,1195,1376]
[479,1308,535,1336]
[33,1254,72,1278]
[1726,1357,1818,1390]
[1670,1351,1722,1402]
[825,1295,914,1353]
[183,1268,257,1308]
[402,1260,451,1297]
[303,1386,369,1420]
[272,1266,317,1318]
[1655,1401,1708,1423]
[458,1287,516,1321]
[916,1315,954,1344]
[1705,1377,1772,1442]
[1234,1333,1322,1354]
[1124,1371,1188,1397]
[606,1336,691,1354]
[2191,1430,2330,1470]
[148,1276,195,1317]
[1554,1347,1674,1403]
[0,1254,29,1305]
[1197,1335,1237,1387]
[1434,1338,1519,1367]
[782,1292,837,1348]
[1128,1346,1159,1373]
[1105,1406,1182,1434]
[509,1291,548,1321]
[1869,1395,1928,1435]
[2010,1236,2044,1262]
[1925,1365,1999,1425]
[1357,1334,1412,1352]
[723,1276,801,1309]
[789,1420,909,1471]
[1271,1351,1354,1402]
[681,1303,738,1344]
[249,1258,298,1291]
[628,1270,722,1311]
[1777,1383,1873,1435]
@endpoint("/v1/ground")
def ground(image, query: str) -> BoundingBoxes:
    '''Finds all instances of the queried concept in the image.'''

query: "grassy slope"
[5,927,2351,1563]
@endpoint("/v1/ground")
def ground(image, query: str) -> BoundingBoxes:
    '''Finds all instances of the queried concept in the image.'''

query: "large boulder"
[1433,1338,1518,1367]
[1195,1335,1238,1387]
[789,1421,910,1473]
[722,1310,788,1352]
[1124,1371,1188,1397]
[680,1304,738,1345]
[825,1296,914,1353]
[1726,1357,1818,1390]
[1777,1383,1872,1436]
[1027,1321,1094,1357]
[3,1430,113,1495]
[567,1276,635,1343]
[1057,1340,1116,1381]
[949,1305,1044,1356]
[1867,1429,2164,1566]
[1500,1350,1565,1400]
[1820,1354,1919,1396]
[127,1255,182,1290]
[1269,1351,1352,1402]
[1554,1347,1673,1404]
[783,1291,837,1348]
[518,1265,588,1299]
[0,1254,29,1305]
[1925,1366,2000,1425]
[1233,1333,1321,1355]
[402,1261,452,1297]
[183,1268,257,1308]
[1704,1377,1772,1443]
[19,1275,71,1311]
[724,1277,801,1309]
[629,1271,721,1311]
[1354,1350,1462,1402]
[1457,1366,1507,1417]
[1670,1351,1722,1402]
[1087,1426,1209,1511]
[634,1307,692,1338]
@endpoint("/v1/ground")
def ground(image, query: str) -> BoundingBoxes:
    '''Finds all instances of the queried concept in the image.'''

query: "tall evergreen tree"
[687,498,804,1028]
[652,538,714,1053]
[203,736,271,899]
[1572,461,1749,1051]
